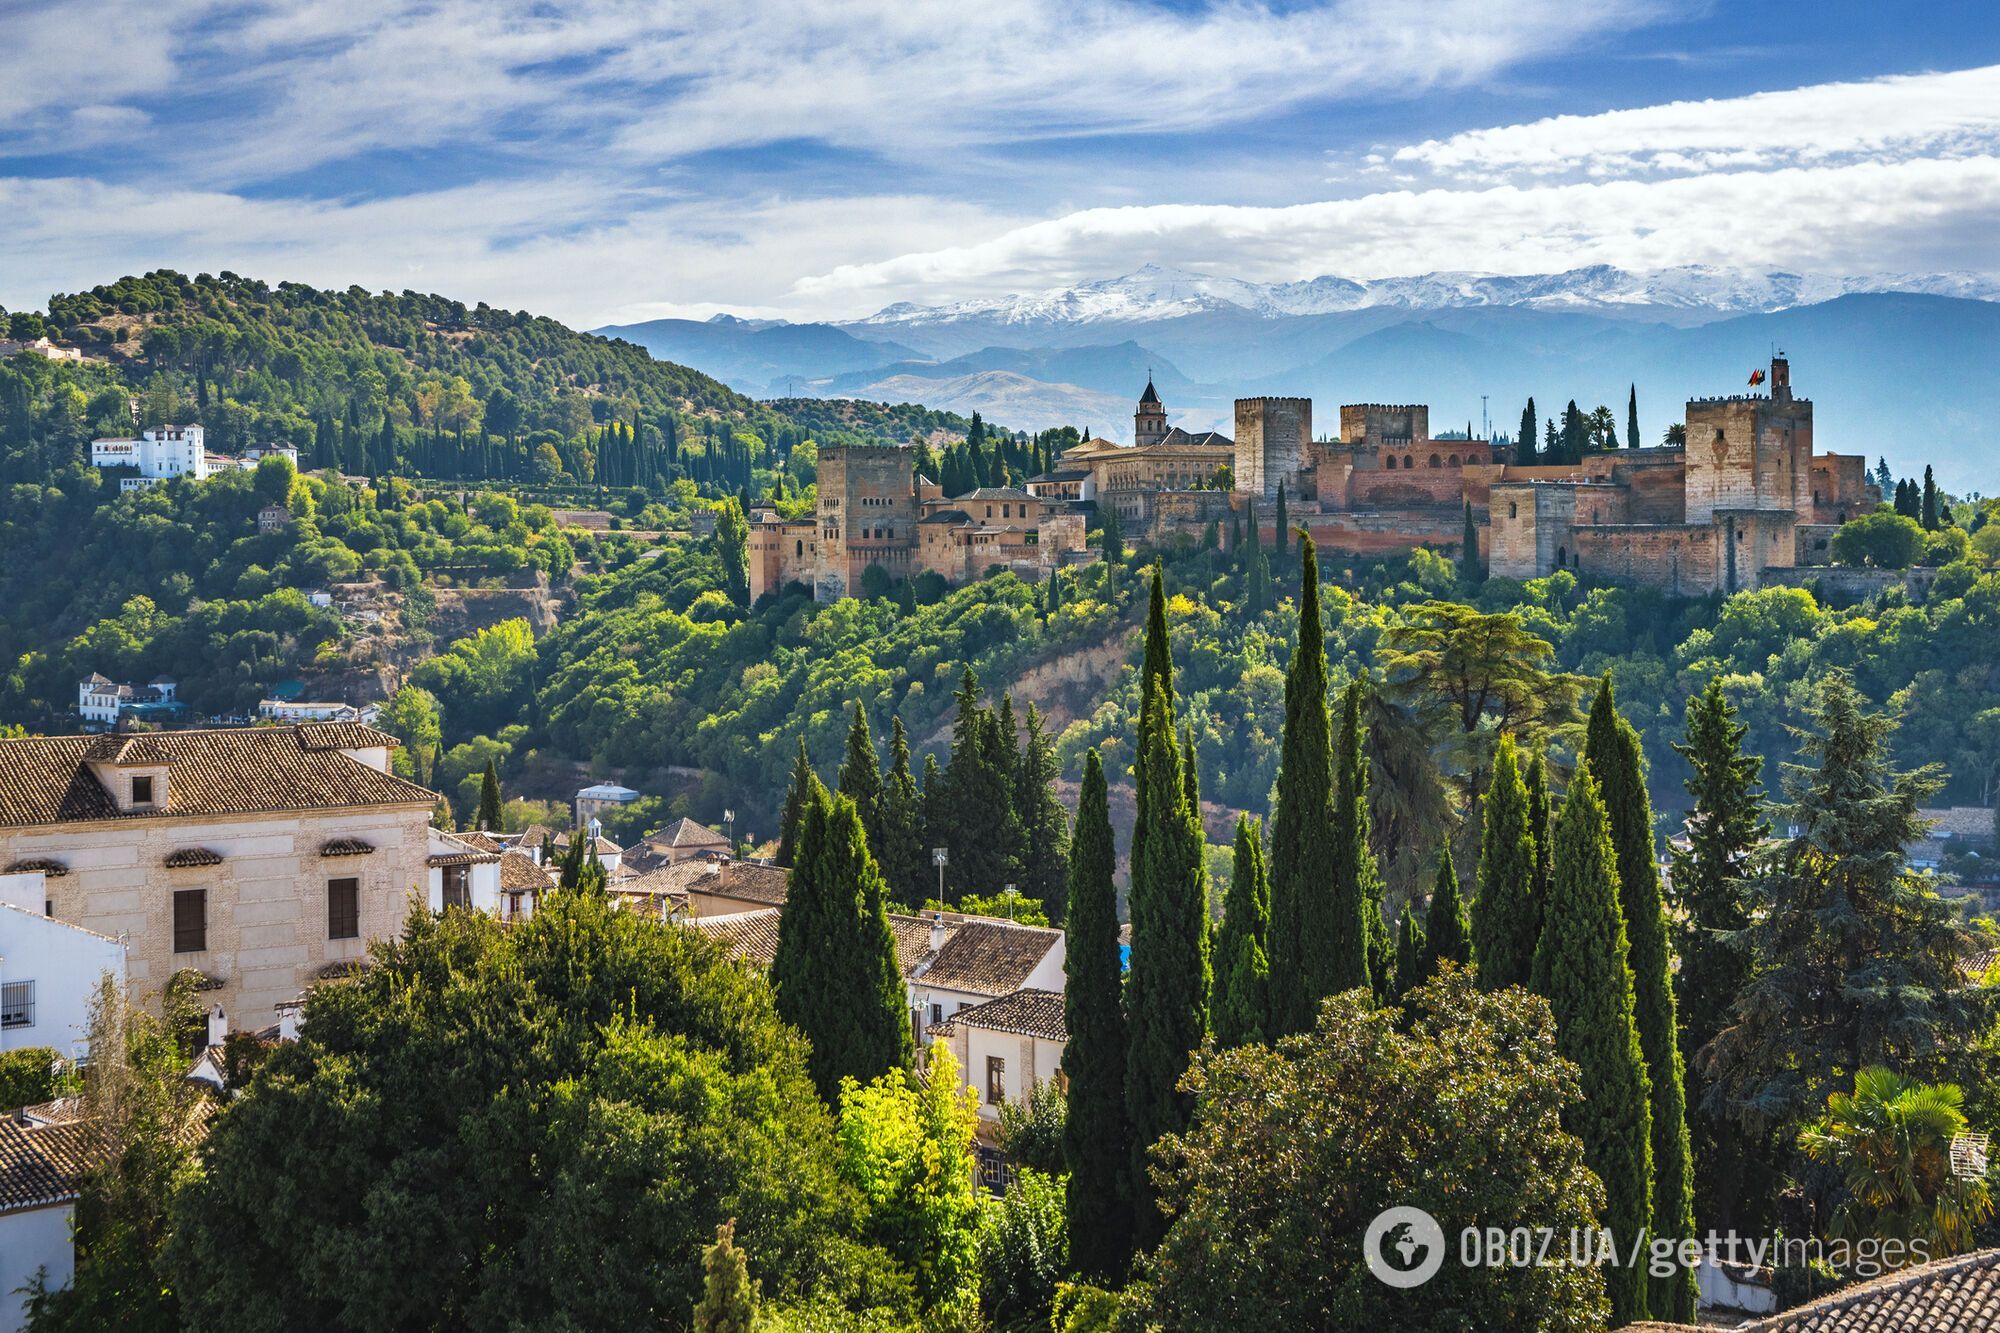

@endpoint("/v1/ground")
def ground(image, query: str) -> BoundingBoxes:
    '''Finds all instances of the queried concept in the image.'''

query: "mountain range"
[596,265,2000,487]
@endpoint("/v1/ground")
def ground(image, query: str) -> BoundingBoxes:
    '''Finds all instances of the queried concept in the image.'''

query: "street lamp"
[932,847,948,908]
[1003,882,1017,921]
[724,808,737,857]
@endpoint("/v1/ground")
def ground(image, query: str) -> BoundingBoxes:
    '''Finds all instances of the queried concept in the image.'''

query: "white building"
[574,783,640,829]
[0,871,126,1061]
[0,1114,92,1333]
[257,699,359,723]
[931,988,1067,1129]
[76,674,178,727]
[425,829,503,914]
[89,425,209,491]
[244,443,300,465]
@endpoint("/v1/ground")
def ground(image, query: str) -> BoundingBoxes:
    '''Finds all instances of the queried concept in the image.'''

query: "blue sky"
[3,0,1999,325]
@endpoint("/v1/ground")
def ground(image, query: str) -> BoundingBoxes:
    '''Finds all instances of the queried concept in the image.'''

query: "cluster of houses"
[0,722,1068,1327]
[87,424,298,493]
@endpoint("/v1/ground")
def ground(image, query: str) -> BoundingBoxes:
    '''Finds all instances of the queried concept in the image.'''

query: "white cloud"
[792,156,2000,311]
[1391,65,2000,179]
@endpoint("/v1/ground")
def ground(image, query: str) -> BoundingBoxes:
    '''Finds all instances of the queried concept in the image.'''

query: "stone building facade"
[0,724,435,1028]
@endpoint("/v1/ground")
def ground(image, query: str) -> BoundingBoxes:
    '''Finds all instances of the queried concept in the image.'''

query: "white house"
[574,783,640,829]
[89,424,208,491]
[0,871,126,1061]
[76,675,179,727]
[932,988,1067,1129]
[0,1115,92,1333]
[244,443,300,465]
[425,829,503,914]
[257,699,359,723]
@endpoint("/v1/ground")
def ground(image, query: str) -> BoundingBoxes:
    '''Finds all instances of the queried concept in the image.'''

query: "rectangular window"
[986,1055,1006,1105]
[929,1003,942,1026]
[441,865,470,911]
[130,775,154,804]
[328,877,360,939]
[173,889,206,953]
[0,980,34,1030]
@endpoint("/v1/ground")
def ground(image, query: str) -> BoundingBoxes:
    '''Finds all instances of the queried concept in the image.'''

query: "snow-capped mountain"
[850,263,2000,328]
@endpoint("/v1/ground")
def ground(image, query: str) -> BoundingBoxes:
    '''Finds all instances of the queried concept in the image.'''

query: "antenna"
[1480,395,1489,441]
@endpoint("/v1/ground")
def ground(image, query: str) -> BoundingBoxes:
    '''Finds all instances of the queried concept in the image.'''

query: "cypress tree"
[1627,383,1640,450]
[1459,501,1481,584]
[1213,816,1270,1046]
[1525,749,1552,900]
[1922,465,1941,530]
[1064,750,1132,1275]
[1328,679,1378,993]
[1267,535,1340,1035]
[1273,483,1289,566]
[879,716,927,906]
[1585,678,1695,1322]
[1517,398,1538,466]
[694,1219,757,1333]
[1532,764,1653,1326]
[920,752,946,903]
[1124,687,1210,1247]
[1471,733,1539,990]
[771,781,912,1102]
[1017,702,1072,921]
[776,736,812,869]
[1362,890,1393,1006]
[1131,565,1174,907]
[1422,844,1470,972]
[1241,497,1270,616]
[475,759,501,832]
[838,703,884,855]
[1393,904,1427,999]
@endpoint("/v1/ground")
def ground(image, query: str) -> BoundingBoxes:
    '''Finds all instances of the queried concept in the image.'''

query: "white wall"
[959,1026,1064,1125]
[0,1204,75,1333]
[0,900,124,1059]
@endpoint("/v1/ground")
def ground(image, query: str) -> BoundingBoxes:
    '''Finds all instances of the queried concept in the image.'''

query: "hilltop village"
[751,356,1877,601]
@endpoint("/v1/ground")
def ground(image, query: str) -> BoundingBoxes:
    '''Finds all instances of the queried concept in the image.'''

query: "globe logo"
[1364,1206,1447,1289]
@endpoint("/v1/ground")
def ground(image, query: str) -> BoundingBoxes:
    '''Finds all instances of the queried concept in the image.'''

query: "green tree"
[1459,501,1481,584]
[166,894,914,1328]
[1702,673,1989,1132]
[715,496,750,602]
[1139,973,1608,1332]
[1393,904,1428,999]
[877,716,928,906]
[1124,685,1211,1249]
[772,780,913,1102]
[1831,510,1925,568]
[475,758,501,832]
[1061,750,1133,1278]
[1668,678,1768,1229]
[1421,844,1470,975]
[1273,482,1289,567]
[976,1167,1070,1328]
[1016,702,1072,921]
[1471,733,1539,990]
[838,702,885,856]
[835,1042,982,1320]
[1626,383,1640,450]
[1526,749,1552,900]
[1922,464,1941,530]
[1098,502,1125,567]
[694,1219,758,1333]
[776,736,812,869]
[1584,677,1695,1321]
[1213,815,1271,1046]
[1268,536,1346,1035]
[1798,1067,1994,1255]
[1531,764,1654,1326]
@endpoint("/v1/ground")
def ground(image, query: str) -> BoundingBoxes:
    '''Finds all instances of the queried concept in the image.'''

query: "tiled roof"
[693,908,784,969]
[920,510,971,525]
[889,914,945,975]
[499,850,550,893]
[320,837,376,857]
[0,727,435,829]
[949,988,1067,1042]
[654,817,729,849]
[5,858,67,876]
[917,920,1061,996]
[633,859,789,907]
[164,847,225,868]
[957,487,1034,502]
[454,831,506,853]
[1623,1247,2000,1332]
[0,1118,95,1215]
[426,830,501,868]
[294,722,399,751]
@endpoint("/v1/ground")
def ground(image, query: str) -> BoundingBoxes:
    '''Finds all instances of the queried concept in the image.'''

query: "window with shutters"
[986,1055,1006,1105]
[328,877,360,939]
[173,889,206,952]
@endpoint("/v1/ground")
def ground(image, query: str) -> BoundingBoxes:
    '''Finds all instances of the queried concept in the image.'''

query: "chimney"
[207,1003,227,1048]
[929,911,947,954]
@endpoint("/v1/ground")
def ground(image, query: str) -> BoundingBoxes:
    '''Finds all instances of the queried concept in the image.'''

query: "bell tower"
[1134,376,1168,448]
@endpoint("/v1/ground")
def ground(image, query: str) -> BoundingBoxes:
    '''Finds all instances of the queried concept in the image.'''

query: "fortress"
[749,357,1874,603]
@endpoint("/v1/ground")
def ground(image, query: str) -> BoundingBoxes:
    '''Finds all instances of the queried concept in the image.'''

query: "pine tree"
[1585,677,1695,1321]
[1669,678,1767,1231]
[838,702,885,856]
[1017,702,1072,921]
[1393,904,1426,999]
[1471,733,1538,990]
[1459,501,1481,584]
[1063,750,1132,1276]
[1627,383,1640,450]
[1214,816,1270,1046]
[1532,764,1654,1326]
[776,736,812,869]
[879,716,928,906]
[475,759,501,832]
[1422,844,1470,973]
[1124,688,1210,1248]
[693,1219,757,1333]
[771,781,912,1102]
[1267,536,1340,1035]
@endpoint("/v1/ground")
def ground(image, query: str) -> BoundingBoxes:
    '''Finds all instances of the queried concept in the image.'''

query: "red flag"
[1748,369,1765,386]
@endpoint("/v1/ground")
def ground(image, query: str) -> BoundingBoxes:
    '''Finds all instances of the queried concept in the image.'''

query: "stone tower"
[1234,397,1312,502]
[1134,378,1168,448]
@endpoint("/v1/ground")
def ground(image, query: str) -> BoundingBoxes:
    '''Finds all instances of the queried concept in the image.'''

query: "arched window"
[795,540,803,557]
[1428,454,1441,468]
[1557,545,1567,567]
[1448,455,1460,467]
